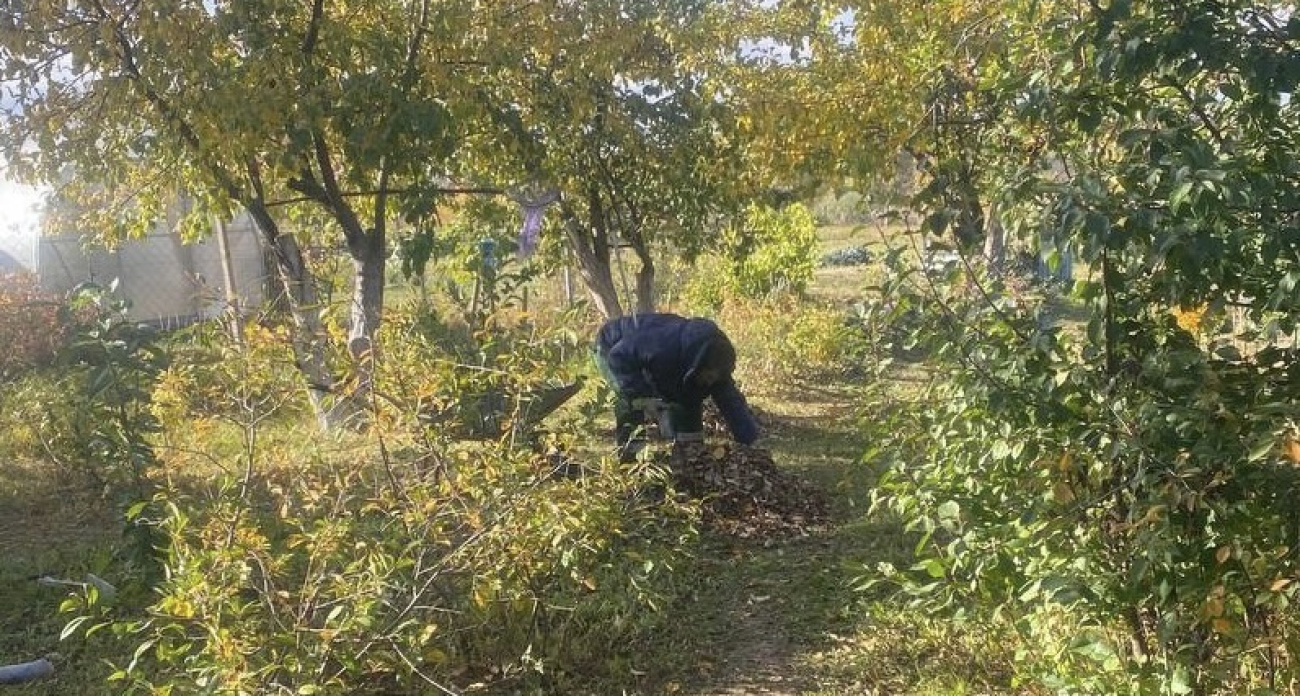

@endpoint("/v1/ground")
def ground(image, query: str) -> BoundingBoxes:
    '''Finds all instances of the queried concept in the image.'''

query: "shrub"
[0,271,66,379]
[675,293,867,383]
[681,203,820,313]
[151,321,308,430]
[809,189,873,226]
[678,255,730,314]
[66,287,167,494]
[819,245,874,268]
[864,255,1300,693]
[88,444,695,695]
[374,299,590,441]
[1,285,166,496]
[0,370,81,463]
[723,203,818,299]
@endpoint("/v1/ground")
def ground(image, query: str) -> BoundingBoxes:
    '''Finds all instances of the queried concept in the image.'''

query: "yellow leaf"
[581,576,597,591]
[1215,546,1231,564]
[1172,304,1207,333]
[1057,452,1073,473]
[1285,438,1300,464]
[1270,577,1292,592]
[1141,505,1168,525]
[162,598,195,619]
[1211,617,1232,634]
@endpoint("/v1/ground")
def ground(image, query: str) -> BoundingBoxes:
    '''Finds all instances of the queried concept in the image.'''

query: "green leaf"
[326,605,345,625]
[1170,665,1193,695]
[916,558,945,579]
[1169,182,1194,211]
[1248,436,1276,462]
[1084,211,1108,240]
[60,615,91,640]
[1077,107,1101,133]
[1071,637,1117,664]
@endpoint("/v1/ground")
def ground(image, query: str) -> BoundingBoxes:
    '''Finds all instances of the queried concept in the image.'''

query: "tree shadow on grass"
[608,372,1023,696]
[624,511,919,696]
[612,393,922,696]
[0,460,122,696]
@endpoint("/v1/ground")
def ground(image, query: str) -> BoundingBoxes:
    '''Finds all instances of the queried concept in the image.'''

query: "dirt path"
[671,380,877,696]
[664,370,1024,696]
[683,542,820,696]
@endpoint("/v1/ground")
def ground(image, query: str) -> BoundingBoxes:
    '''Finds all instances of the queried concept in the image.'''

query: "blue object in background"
[477,237,498,271]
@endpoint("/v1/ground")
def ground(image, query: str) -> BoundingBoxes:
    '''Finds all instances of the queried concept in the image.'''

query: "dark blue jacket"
[595,313,760,444]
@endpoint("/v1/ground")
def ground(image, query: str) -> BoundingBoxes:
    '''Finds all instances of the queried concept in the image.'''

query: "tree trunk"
[244,202,343,430]
[561,199,624,318]
[288,160,387,422]
[212,215,245,345]
[570,236,623,318]
[628,231,656,314]
[348,230,386,400]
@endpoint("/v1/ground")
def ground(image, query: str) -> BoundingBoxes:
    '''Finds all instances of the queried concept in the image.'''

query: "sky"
[0,175,43,268]
[0,79,43,267]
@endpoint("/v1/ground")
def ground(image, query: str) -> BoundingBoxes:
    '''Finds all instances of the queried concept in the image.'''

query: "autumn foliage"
[0,272,64,378]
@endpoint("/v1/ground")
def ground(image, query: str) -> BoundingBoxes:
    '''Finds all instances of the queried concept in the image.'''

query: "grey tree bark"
[561,195,625,318]
[244,202,348,430]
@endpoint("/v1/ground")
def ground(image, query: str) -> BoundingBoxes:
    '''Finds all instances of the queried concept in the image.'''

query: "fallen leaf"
[1203,597,1225,619]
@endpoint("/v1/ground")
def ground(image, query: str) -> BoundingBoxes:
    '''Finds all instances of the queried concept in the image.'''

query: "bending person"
[594,313,760,461]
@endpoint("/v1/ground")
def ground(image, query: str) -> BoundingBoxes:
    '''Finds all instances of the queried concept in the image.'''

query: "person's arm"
[711,379,760,445]
[605,339,654,396]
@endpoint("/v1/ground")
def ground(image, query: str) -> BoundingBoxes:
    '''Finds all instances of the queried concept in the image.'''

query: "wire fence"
[26,214,270,329]
[6,208,600,335]
[0,225,35,274]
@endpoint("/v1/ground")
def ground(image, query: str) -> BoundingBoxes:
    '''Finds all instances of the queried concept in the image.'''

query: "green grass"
[0,461,123,695]
[597,371,1029,696]
[810,223,919,306]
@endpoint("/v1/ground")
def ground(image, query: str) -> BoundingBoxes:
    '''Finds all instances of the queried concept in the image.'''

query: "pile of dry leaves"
[664,441,829,539]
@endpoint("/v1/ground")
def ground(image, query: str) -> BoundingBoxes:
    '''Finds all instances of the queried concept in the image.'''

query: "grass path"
[671,379,878,696]
[632,375,912,696]
[627,224,1025,696]
[624,396,1023,695]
